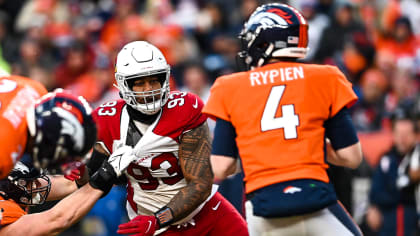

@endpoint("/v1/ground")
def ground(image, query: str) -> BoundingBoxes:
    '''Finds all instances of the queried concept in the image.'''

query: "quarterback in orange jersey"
[0,75,47,179]
[203,3,363,236]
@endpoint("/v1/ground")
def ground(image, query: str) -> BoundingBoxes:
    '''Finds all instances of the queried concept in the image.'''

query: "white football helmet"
[115,41,170,115]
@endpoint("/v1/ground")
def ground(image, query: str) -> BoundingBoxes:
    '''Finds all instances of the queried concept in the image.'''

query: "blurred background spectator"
[364,108,420,236]
[0,0,418,235]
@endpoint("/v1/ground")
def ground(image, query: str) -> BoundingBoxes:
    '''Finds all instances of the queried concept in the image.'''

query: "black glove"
[89,145,135,196]
[86,149,108,177]
[89,161,117,196]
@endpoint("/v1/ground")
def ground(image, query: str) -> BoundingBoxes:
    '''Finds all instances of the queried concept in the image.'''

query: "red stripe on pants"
[397,204,404,236]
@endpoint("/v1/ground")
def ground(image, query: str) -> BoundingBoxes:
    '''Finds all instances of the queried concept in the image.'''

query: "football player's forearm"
[2,184,103,236]
[166,169,213,221]
[328,142,362,169]
[43,184,103,234]
[166,123,213,222]
[211,154,237,181]
[47,175,78,201]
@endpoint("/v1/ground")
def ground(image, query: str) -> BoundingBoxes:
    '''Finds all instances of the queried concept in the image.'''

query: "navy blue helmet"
[237,3,309,70]
[0,161,51,205]
[26,89,97,170]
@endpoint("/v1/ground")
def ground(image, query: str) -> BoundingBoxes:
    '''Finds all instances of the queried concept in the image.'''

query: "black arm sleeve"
[324,107,359,150]
[212,118,239,158]
[87,149,108,177]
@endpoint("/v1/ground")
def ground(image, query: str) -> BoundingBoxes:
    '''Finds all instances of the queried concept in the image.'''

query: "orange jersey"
[0,196,27,226]
[0,76,47,179]
[203,62,357,194]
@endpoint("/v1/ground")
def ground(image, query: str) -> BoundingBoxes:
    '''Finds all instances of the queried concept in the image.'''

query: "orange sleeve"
[21,76,48,96]
[330,68,358,117]
[202,77,230,122]
[0,139,14,179]
[0,76,47,179]
[0,122,26,179]
[0,199,26,226]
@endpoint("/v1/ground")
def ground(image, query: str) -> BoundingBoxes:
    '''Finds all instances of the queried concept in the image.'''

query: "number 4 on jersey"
[261,85,299,139]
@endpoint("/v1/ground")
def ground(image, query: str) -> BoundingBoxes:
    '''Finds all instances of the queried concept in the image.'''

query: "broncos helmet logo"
[52,107,84,152]
[246,12,290,30]
[55,101,84,123]
[237,3,309,70]
[245,4,298,30]
[28,90,97,170]
[267,8,293,24]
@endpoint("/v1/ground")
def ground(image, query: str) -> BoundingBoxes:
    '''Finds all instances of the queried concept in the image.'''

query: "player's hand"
[117,215,158,236]
[108,145,135,177]
[62,161,86,181]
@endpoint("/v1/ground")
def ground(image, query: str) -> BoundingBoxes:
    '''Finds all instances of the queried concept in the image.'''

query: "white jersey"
[93,91,217,226]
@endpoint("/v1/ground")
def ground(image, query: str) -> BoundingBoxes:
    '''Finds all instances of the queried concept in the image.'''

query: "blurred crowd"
[0,0,419,235]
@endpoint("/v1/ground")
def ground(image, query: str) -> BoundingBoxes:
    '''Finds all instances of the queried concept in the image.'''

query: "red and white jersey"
[93,91,216,226]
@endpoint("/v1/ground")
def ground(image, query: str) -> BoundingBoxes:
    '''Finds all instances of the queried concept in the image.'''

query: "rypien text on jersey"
[249,66,304,86]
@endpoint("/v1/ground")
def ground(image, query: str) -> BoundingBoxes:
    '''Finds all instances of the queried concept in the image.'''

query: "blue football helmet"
[26,89,97,170]
[0,161,51,205]
[237,3,309,70]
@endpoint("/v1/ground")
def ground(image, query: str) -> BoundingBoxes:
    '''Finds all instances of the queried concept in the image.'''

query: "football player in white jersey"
[86,41,248,236]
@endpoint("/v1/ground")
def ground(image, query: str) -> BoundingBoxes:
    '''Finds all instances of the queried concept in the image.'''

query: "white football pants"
[245,200,362,236]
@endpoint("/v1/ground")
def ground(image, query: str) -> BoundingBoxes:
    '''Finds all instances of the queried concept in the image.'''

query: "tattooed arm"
[164,121,213,222]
